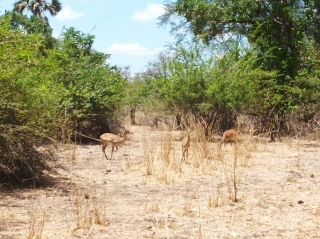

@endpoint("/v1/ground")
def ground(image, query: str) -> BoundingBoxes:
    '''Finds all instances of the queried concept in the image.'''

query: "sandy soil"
[1,125,320,239]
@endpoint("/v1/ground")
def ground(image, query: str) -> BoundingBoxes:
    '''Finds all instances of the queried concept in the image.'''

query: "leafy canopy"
[160,0,320,79]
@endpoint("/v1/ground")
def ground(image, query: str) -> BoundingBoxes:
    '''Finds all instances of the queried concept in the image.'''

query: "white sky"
[0,1,175,74]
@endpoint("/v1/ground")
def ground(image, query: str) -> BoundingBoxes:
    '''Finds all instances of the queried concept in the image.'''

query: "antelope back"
[222,129,237,142]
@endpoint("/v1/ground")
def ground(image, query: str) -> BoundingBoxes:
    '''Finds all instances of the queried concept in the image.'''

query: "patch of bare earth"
[1,125,320,238]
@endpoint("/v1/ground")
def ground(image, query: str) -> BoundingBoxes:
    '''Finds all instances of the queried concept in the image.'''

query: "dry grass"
[74,187,108,230]
[1,124,320,238]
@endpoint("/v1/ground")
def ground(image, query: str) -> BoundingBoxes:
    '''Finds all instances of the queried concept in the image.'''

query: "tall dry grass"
[26,211,47,239]
[74,188,108,230]
[139,114,261,204]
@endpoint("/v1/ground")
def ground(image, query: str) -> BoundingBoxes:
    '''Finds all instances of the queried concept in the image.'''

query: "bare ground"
[1,125,320,238]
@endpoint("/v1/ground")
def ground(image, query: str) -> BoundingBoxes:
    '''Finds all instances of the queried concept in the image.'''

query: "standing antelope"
[100,127,132,160]
[220,129,238,146]
[181,129,191,162]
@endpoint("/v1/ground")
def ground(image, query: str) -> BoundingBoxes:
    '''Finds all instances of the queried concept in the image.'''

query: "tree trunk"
[130,108,136,125]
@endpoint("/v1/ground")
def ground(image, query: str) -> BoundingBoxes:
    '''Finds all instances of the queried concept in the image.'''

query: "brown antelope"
[181,129,191,162]
[100,127,132,160]
[220,129,238,146]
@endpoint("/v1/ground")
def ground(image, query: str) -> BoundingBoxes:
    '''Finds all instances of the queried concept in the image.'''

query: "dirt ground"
[1,125,320,239]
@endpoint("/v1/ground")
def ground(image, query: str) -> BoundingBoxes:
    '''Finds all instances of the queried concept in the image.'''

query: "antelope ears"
[122,125,133,134]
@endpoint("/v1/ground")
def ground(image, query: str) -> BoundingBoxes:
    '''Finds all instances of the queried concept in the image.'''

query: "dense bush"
[130,40,320,133]
[0,13,126,186]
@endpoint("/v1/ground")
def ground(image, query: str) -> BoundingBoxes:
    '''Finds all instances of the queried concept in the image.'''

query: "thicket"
[128,0,320,135]
[0,12,126,186]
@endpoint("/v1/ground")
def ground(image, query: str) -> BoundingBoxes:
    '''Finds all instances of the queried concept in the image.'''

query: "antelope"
[181,129,191,162]
[100,127,132,160]
[220,129,238,146]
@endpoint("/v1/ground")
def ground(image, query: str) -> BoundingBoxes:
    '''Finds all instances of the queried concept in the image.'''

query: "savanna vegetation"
[1,0,320,187]
[0,2,126,186]
[137,0,320,133]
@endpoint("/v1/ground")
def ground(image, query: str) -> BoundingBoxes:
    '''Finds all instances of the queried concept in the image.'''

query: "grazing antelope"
[220,129,238,146]
[181,129,191,162]
[100,127,132,160]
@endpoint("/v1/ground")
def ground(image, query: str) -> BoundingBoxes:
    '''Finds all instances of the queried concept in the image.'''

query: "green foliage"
[0,16,64,185]
[0,14,126,185]
[136,42,274,116]
[161,0,320,80]
[8,11,58,49]
[50,27,126,124]
[137,36,320,130]
[0,16,63,132]
[202,45,278,113]
[157,0,320,128]
[136,44,214,114]
[60,27,98,60]
[126,76,150,108]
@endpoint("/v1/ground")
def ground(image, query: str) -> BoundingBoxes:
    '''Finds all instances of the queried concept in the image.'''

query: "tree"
[6,11,58,49]
[159,0,320,129]
[48,27,126,136]
[160,0,320,80]
[0,16,65,185]
[13,0,62,25]
[0,14,127,185]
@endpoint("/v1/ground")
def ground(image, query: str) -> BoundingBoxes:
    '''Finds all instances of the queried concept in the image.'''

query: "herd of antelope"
[97,126,238,162]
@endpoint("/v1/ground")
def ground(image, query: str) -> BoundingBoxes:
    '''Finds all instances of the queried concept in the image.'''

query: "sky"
[0,0,175,74]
